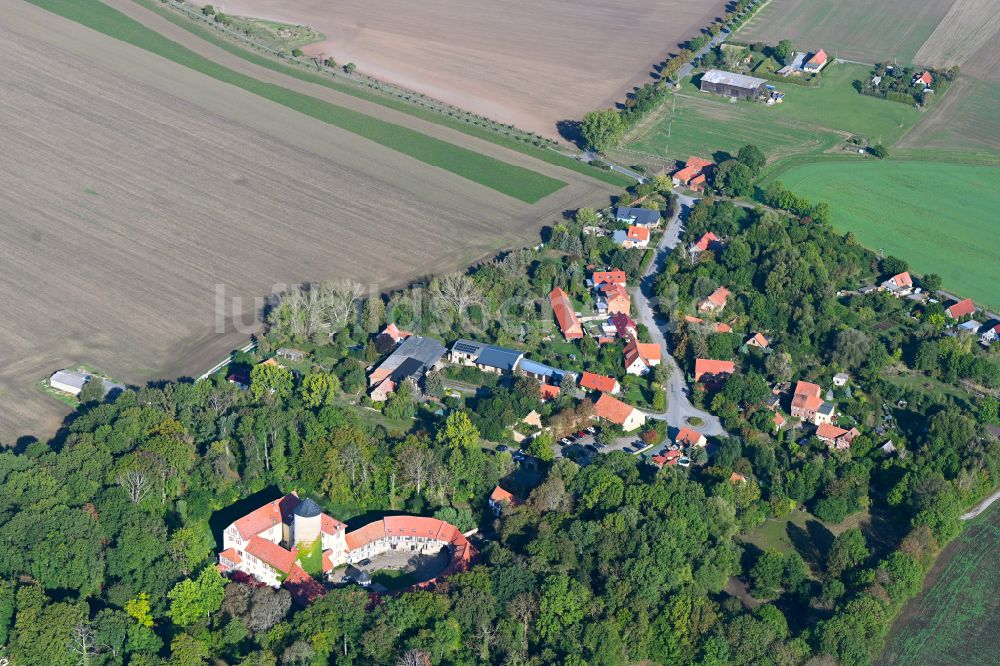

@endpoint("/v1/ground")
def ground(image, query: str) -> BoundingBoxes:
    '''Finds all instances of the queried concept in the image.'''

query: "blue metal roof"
[615,206,660,225]
[476,346,523,372]
[518,358,568,383]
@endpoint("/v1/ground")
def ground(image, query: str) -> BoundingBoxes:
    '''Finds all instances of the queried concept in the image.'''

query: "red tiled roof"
[593,269,627,286]
[594,393,638,425]
[611,312,637,338]
[946,298,975,319]
[793,380,821,398]
[601,283,631,306]
[652,449,682,467]
[549,287,583,339]
[322,550,334,573]
[891,272,913,288]
[539,384,561,400]
[245,536,297,573]
[490,485,517,505]
[380,323,412,342]
[816,423,847,440]
[344,520,387,551]
[792,380,823,412]
[234,494,299,540]
[916,71,932,85]
[747,332,769,348]
[676,428,705,446]
[687,156,713,169]
[685,315,705,324]
[627,226,650,242]
[704,287,730,308]
[807,49,828,66]
[694,359,735,382]
[730,472,747,483]
[321,513,346,535]
[219,547,242,566]
[694,231,720,252]
[714,322,732,333]
[580,372,618,393]
[774,412,786,428]
[673,164,701,184]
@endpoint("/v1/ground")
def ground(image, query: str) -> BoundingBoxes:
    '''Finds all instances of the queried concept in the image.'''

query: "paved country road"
[634,192,728,436]
[961,487,1000,520]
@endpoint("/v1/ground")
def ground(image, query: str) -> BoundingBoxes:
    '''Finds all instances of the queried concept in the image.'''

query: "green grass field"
[29,0,568,203]
[878,504,1000,665]
[779,160,1000,309]
[626,63,921,172]
[131,0,632,188]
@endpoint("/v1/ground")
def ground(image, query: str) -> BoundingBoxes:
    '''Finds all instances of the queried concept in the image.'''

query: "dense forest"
[1,185,998,665]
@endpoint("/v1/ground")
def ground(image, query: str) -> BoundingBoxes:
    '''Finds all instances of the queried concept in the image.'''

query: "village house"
[591,269,627,288]
[517,358,574,388]
[980,323,1000,345]
[652,449,682,467]
[714,322,732,334]
[688,231,721,257]
[488,486,521,516]
[448,339,524,374]
[802,49,828,73]
[698,286,731,312]
[624,338,662,375]
[832,373,850,387]
[539,384,561,401]
[597,282,631,315]
[368,335,445,401]
[773,412,787,432]
[615,206,661,227]
[816,423,860,450]
[945,298,976,319]
[694,358,735,384]
[672,156,714,192]
[275,348,306,362]
[548,287,583,339]
[593,393,646,432]
[614,225,651,249]
[49,369,89,396]
[579,371,621,395]
[790,380,834,425]
[879,271,914,297]
[912,71,933,87]
[746,332,769,349]
[376,323,412,349]
[611,312,639,340]
[676,427,707,448]
[700,70,767,100]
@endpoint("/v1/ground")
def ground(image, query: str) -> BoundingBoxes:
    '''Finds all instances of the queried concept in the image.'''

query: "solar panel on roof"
[453,342,481,354]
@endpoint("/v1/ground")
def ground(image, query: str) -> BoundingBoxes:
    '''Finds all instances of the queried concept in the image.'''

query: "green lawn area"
[297,539,324,577]
[627,63,921,172]
[742,508,876,575]
[882,369,976,407]
[131,0,631,188]
[778,160,1000,309]
[30,0,568,203]
[878,504,1000,665]
[371,568,418,590]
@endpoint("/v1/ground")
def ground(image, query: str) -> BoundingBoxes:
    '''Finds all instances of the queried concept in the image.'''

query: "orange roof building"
[673,156,714,188]
[600,282,631,315]
[946,298,975,319]
[624,338,662,375]
[539,384,561,401]
[594,393,646,432]
[489,485,522,515]
[698,286,730,312]
[579,371,621,395]
[694,359,735,383]
[592,269,627,287]
[746,332,769,349]
[714,322,732,333]
[549,287,583,339]
[791,380,834,425]
[691,231,720,253]
[676,427,707,448]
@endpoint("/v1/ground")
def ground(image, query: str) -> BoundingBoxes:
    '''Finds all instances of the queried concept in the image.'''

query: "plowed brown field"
[0,0,613,441]
[215,0,728,137]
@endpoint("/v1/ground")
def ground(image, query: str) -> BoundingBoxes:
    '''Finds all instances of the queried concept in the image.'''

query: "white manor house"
[218,493,474,589]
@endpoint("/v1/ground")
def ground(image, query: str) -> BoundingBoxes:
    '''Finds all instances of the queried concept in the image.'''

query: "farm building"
[49,369,89,396]
[700,70,767,100]
[367,335,445,401]
[448,339,524,374]
[802,49,829,73]
[549,287,583,339]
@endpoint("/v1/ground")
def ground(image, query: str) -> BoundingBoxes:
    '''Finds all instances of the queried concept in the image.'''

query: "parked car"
[560,438,572,446]
[342,576,354,584]
[585,444,599,453]
[575,431,587,439]
[358,558,371,567]
[496,445,509,453]
[586,426,597,434]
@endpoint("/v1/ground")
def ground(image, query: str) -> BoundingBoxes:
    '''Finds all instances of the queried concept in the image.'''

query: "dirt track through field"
[0,0,613,442]
[212,0,727,138]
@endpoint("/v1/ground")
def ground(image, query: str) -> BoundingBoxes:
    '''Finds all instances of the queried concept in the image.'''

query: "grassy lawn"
[778,160,1000,309]
[878,504,1000,665]
[226,16,321,52]
[742,508,880,574]
[626,63,921,172]
[371,568,418,590]
[882,369,976,407]
[30,0,567,203]
[130,0,632,188]
[297,539,324,577]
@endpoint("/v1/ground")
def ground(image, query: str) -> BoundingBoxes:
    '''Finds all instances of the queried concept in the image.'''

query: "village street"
[634,192,728,437]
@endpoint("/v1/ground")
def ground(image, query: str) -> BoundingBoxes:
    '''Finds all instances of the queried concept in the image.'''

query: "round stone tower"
[293,497,322,545]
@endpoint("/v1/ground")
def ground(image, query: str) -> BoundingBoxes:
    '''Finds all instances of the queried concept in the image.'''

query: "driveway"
[633,193,727,437]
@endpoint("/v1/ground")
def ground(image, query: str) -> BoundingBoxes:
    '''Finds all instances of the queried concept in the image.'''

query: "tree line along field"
[778,161,1000,310]
[878,505,1000,665]
[0,0,616,442]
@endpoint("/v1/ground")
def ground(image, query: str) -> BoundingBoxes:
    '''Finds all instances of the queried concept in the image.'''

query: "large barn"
[700,70,767,100]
